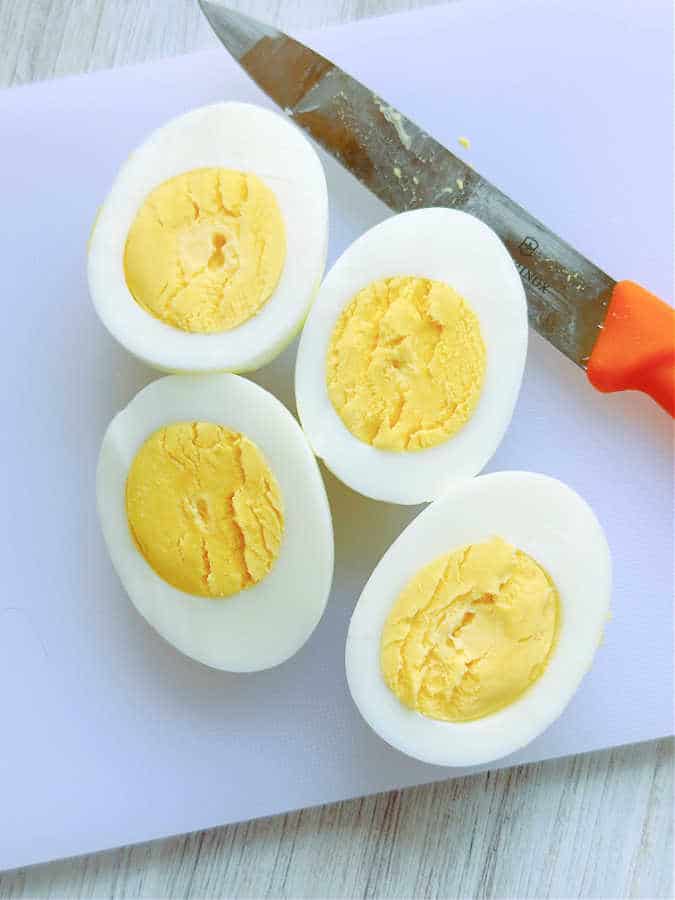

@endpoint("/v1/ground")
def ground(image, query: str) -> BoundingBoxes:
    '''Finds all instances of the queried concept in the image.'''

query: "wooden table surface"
[0,2,672,897]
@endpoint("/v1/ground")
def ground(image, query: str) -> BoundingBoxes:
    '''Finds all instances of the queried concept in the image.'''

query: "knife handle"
[587,280,675,416]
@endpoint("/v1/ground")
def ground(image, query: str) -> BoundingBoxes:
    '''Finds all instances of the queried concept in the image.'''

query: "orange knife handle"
[587,280,675,416]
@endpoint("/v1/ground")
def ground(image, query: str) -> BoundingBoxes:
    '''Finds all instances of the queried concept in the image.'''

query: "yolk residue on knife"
[380,537,560,722]
[124,168,286,333]
[326,276,486,451]
[125,422,284,598]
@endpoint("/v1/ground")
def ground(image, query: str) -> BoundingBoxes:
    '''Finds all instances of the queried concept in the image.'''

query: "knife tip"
[198,1,280,61]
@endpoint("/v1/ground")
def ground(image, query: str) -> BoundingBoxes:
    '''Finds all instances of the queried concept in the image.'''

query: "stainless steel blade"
[200,1,616,367]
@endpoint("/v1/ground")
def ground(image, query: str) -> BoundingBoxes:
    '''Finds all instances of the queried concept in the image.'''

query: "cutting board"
[0,0,672,871]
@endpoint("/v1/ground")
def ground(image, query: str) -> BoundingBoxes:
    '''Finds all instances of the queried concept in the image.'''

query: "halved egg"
[295,208,527,504]
[346,472,611,766]
[97,374,334,671]
[89,102,328,372]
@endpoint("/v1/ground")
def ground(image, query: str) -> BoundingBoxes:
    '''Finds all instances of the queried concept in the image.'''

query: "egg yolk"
[380,537,560,722]
[123,168,286,333]
[326,276,486,451]
[125,422,284,598]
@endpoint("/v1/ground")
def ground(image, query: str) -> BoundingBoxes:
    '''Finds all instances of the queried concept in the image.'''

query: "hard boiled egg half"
[295,208,527,504]
[97,374,334,671]
[346,472,611,766]
[89,102,328,372]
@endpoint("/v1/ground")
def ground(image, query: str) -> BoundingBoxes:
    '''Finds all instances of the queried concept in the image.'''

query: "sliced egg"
[346,472,611,766]
[295,208,527,504]
[97,374,334,671]
[89,102,328,372]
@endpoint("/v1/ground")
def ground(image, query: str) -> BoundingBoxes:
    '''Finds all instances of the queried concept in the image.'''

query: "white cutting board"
[0,0,672,872]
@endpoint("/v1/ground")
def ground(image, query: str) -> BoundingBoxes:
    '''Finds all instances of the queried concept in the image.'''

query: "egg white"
[294,208,527,505]
[97,374,334,672]
[88,102,328,372]
[346,471,611,766]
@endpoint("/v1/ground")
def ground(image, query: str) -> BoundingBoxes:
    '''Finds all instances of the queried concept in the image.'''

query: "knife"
[199,2,675,416]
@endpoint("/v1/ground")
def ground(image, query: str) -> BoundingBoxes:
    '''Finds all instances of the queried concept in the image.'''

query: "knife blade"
[199,2,675,415]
